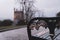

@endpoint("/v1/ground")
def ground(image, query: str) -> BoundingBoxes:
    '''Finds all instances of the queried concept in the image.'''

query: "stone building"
[13,8,24,25]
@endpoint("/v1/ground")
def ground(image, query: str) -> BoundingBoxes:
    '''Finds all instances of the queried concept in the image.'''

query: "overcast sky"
[0,0,14,20]
[0,0,60,20]
[34,0,60,17]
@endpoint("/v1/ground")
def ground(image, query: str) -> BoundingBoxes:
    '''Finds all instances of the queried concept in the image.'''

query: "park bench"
[27,17,60,40]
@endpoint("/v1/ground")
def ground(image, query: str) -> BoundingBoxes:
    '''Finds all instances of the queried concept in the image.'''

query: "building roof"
[14,11,23,13]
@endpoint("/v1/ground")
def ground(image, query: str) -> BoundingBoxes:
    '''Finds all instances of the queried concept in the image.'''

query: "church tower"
[13,8,24,25]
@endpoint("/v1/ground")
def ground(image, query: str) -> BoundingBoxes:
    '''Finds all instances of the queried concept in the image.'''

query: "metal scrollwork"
[27,17,60,40]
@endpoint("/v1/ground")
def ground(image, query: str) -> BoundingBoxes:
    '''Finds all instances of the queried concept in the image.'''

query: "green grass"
[0,25,27,32]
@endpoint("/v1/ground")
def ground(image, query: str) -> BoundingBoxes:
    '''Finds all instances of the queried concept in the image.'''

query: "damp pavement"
[0,27,60,40]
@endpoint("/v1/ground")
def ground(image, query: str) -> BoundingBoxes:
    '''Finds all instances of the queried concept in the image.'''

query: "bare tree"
[17,0,36,23]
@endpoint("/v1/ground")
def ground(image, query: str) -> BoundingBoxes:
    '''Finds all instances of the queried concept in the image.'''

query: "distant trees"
[2,20,13,26]
[0,20,2,26]
[0,19,26,26]
[0,19,13,26]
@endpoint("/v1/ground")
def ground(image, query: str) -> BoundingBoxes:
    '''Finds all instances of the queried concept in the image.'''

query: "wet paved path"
[0,28,28,40]
[0,27,60,40]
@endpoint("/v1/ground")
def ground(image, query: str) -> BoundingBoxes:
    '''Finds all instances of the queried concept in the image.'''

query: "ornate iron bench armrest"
[27,17,60,40]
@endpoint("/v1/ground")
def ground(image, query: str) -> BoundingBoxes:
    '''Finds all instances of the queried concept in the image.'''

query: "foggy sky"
[0,0,60,20]
[34,0,60,17]
[0,0,14,20]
